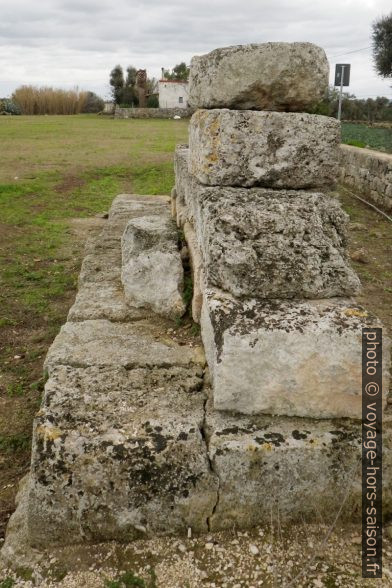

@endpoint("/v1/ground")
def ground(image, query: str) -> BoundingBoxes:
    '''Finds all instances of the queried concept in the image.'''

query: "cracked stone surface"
[188,43,329,111]
[189,109,340,189]
[121,213,186,320]
[204,396,364,528]
[201,289,390,419]
[26,365,219,547]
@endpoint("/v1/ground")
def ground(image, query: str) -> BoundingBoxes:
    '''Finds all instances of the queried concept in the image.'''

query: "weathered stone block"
[205,398,364,526]
[27,365,218,546]
[44,319,205,375]
[188,43,329,111]
[175,147,360,300]
[68,282,148,323]
[196,186,360,299]
[109,193,170,223]
[121,214,186,320]
[201,290,390,419]
[189,109,340,189]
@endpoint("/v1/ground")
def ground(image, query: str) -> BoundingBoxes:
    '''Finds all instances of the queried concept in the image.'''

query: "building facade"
[158,80,189,109]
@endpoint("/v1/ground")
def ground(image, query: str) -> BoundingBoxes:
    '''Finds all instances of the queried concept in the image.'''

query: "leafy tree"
[162,62,189,81]
[110,65,158,107]
[81,91,105,113]
[0,98,21,115]
[122,66,139,106]
[372,13,392,78]
[109,65,125,104]
[126,66,137,87]
[147,94,159,107]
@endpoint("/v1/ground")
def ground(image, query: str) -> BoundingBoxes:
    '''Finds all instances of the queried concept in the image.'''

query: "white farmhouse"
[158,80,189,109]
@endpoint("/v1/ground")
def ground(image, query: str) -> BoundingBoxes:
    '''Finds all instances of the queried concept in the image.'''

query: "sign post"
[334,64,351,121]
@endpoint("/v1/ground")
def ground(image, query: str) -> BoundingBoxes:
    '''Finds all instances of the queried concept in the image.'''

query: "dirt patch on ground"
[55,175,87,194]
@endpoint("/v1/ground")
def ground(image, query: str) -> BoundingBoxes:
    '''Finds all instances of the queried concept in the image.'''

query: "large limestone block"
[188,43,329,111]
[189,109,340,189]
[195,186,361,299]
[44,319,204,375]
[201,290,390,419]
[121,214,186,320]
[205,399,364,526]
[27,365,218,546]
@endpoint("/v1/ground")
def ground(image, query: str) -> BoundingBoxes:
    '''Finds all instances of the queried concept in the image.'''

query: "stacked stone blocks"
[173,42,390,420]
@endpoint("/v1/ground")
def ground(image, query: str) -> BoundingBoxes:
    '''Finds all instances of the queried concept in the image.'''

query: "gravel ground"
[1,523,391,587]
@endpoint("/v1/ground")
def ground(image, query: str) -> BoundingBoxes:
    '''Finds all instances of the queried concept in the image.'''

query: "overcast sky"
[1,0,391,100]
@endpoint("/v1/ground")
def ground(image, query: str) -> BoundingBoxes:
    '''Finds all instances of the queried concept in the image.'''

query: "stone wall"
[115,106,194,119]
[340,144,392,212]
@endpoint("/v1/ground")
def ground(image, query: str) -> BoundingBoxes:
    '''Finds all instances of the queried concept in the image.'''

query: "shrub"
[0,99,21,115]
[81,91,105,113]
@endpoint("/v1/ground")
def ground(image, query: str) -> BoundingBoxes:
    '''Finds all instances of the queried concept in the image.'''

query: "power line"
[328,46,372,58]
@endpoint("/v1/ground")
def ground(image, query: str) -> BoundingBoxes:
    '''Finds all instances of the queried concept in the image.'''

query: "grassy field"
[341,121,392,153]
[0,114,391,578]
[0,114,188,539]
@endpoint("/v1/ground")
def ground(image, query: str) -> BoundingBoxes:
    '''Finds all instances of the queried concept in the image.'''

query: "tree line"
[0,86,104,115]
[314,88,392,122]
[109,65,158,107]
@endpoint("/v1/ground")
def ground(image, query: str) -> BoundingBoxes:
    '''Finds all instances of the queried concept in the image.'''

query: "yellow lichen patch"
[344,308,369,318]
[36,425,62,441]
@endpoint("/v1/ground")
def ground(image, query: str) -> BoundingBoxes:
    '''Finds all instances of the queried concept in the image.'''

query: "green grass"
[341,122,392,153]
[0,433,31,452]
[0,115,188,321]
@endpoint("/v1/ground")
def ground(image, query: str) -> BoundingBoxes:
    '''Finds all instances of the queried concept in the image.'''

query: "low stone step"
[44,318,204,375]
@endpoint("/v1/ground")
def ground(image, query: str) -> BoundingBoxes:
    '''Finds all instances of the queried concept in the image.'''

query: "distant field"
[341,122,392,153]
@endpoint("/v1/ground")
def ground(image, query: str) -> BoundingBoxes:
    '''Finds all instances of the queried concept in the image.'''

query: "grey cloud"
[0,0,391,98]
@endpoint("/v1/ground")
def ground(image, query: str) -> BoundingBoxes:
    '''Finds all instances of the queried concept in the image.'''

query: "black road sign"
[335,64,351,86]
